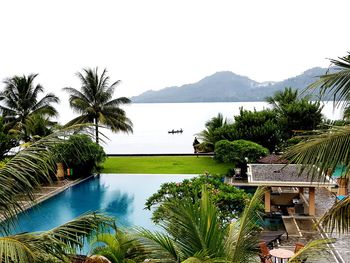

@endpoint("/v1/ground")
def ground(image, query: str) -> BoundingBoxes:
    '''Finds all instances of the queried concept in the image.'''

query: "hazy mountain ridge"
[132,67,330,103]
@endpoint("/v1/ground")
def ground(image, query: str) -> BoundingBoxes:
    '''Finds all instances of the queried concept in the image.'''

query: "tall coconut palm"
[0,125,114,262]
[64,68,133,144]
[0,74,59,142]
[136,186,264,262]
[284,52,350,233]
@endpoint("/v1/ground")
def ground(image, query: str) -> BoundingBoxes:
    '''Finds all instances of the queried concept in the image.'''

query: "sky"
[1,0,350,103]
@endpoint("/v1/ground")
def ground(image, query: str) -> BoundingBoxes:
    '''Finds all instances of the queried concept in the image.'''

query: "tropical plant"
[214,139,269,163]
[137,186,264,262]
[90,224,144,263]
[288,238,335,262]
[197,113,233,152]
[145,174,249,225]
[0,116,19,158]
[64,68,133,144]
[266,87,323,138]
[285,52,350,233]
[0,74,59,142]
[232,108,281,152]
[0,125,114,262]
[52,133,106,177]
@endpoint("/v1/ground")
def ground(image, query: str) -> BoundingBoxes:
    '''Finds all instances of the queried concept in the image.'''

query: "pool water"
[10,174,195,234]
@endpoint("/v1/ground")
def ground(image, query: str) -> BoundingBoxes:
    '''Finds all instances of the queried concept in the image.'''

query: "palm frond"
[283,125,350,181]
[226,187,264,263]
[0,236,35,263]
[0,124,95,233]
[288,238,335,262]
[308,53,350,104]
[6,212,113,262]
[136,228,180,262]
[318,196,350,233]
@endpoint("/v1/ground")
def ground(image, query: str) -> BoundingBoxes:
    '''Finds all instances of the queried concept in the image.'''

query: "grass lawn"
[102,156,232,174]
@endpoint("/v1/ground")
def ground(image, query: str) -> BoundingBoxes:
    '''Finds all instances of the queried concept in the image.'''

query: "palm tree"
[284,52,350,233]
[197,113,229,151]
[0,125,114,262]
[136,186,264,262]
[90,223,143,263]
[266,87,298,111]
[0,74,59,142]
[64,68,133,144]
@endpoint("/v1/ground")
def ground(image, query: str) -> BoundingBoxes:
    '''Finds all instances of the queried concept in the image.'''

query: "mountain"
[132,67,331,103]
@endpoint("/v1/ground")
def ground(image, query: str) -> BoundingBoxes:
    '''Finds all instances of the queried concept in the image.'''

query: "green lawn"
[102,156,232,174]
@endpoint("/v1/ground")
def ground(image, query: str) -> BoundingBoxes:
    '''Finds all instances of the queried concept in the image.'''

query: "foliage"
[288,238,335,262]
[52,134,106,177]
[64,67,133,144]
[90,224,145,263]
[145,174,250,224]
[102,156,232,174]
[285,52,350,233]
[137,186,264,262]
[0,125,114,262]
[197,113,234,152]
[0,212,113,263]
[267,87,323,138]
[0,117,18,158]
[232,108,281,152]
[0,74,59,142]
[214,139,269,163]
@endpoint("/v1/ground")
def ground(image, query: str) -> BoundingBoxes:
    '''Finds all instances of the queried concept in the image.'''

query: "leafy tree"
[52,134,106,177]
[232,108,281,152]
[0,116,18,158]
[137,186,264,262]
[0,127,113,262]
[285,52,350,233]
[266,87,323,138]
[64,68,133,144]
[145,174,250,224]
[214,139,269,163]
[0,74,59,142]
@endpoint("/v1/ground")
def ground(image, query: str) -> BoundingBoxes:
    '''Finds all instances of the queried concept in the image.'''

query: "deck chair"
[294,242,305,253]
[294,242,307,262]
[259,241,273,263]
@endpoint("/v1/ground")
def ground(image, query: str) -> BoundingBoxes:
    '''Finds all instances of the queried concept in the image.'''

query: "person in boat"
[193,137,200,153]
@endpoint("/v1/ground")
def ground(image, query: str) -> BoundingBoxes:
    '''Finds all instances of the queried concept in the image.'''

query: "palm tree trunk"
[94,117,99,144]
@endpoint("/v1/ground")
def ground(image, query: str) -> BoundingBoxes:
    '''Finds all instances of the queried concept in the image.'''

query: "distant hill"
[132,67,332,103]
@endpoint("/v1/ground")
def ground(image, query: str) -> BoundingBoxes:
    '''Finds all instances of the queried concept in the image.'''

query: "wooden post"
[265,188,271,213]
[337,178,349,196]
[309,187,315,216]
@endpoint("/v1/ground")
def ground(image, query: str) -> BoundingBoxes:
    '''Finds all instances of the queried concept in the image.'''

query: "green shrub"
[214,139,269,163]
[145,174,250,225]
[52,134,106,177]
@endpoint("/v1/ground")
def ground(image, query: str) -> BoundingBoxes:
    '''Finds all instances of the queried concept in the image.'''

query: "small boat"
[168,129,183,134]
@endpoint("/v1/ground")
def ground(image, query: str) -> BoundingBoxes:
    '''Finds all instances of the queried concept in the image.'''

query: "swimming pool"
[11,174,195,234]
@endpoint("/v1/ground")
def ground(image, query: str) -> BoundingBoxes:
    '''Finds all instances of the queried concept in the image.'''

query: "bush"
[214,139,269,163]
[52,134,106,177]
[145,174,250,225]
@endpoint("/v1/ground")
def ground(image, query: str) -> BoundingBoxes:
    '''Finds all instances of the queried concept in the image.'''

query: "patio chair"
[258,241,273,263]
[294,242,304,253]
[294,242,307,262]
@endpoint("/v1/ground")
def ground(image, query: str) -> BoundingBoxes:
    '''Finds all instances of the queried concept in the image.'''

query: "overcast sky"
[1,0,350,99]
